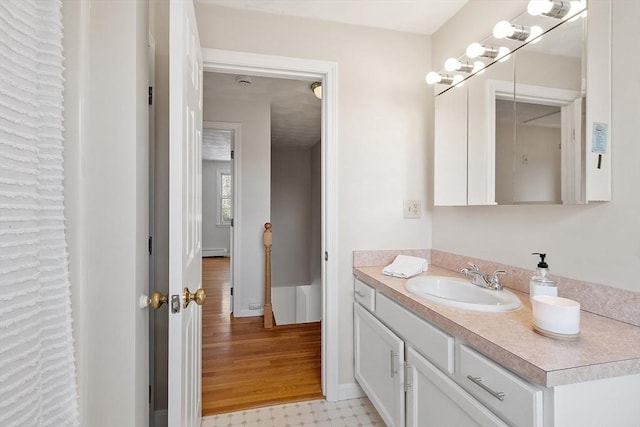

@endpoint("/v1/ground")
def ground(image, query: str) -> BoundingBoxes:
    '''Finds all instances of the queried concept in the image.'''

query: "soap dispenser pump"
[530,253,557,302]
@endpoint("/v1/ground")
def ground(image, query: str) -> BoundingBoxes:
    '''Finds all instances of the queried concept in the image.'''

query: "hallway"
[201,257,323,416]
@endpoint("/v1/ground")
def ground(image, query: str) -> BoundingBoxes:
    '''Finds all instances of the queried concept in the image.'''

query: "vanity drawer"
[376,293,454,374]
[354,279,376,312]
[459,345,543,427]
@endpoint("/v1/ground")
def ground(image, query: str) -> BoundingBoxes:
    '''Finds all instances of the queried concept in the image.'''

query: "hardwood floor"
[201,257,323,416]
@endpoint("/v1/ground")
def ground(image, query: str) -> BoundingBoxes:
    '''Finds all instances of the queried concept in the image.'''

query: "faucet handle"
[492,269,507,277]
[467,262,481,272]
[490,270,507,289]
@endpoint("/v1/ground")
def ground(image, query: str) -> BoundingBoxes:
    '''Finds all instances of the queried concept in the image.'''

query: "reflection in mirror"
[496,100,562,204]
[494,12,585,205]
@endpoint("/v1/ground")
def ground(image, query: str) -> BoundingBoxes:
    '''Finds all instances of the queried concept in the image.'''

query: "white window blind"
[0,0,80,425]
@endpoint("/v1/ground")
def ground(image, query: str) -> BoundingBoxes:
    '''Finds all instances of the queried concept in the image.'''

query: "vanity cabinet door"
[354,303,405,427]
[406,347,508,427]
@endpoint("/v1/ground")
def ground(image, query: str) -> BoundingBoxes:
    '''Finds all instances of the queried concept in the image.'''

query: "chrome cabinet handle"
[390,351,398,378]
[467,375,505,401]
[354,290,365,297]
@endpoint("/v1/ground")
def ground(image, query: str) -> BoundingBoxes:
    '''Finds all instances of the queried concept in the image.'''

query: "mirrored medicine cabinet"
[433,0,611,206]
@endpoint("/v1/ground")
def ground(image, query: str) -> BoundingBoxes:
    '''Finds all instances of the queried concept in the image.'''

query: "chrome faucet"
[461,263,506,291]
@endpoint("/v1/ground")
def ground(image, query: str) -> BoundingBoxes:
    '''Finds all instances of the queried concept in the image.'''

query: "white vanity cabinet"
[354,303,405,427]
[353,279,544,427]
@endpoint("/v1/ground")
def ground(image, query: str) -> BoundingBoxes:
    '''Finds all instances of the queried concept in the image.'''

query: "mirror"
[495,13,585,204]
[433,0,611,206]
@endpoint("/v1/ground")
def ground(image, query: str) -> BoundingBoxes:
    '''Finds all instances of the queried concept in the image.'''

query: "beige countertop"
[353,265,640,388]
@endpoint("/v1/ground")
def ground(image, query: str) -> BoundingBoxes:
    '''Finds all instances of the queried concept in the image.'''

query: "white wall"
[513,124,561,203]
[202,98,271,315]
[202,160,231,255]
[62,0,149,425]
[271,146,311,287]
[270,144,322,325]
[194,4,432,389]
[431,1,640,292]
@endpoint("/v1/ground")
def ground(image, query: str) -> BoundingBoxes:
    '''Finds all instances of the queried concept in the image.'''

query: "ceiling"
[203,73,322,160]
[196,0,469,35]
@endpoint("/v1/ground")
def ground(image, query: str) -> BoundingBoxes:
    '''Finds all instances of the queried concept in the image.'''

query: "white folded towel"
[382,255,429,279]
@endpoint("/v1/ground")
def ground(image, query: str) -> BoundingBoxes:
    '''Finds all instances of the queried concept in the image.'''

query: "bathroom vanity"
[353,265,640,427]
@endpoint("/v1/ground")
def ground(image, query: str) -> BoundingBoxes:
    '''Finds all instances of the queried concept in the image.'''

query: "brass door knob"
[183,287,206,308]
[147,291,168,310]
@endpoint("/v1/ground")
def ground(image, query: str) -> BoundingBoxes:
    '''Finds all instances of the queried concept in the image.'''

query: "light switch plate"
[404,200,421,219]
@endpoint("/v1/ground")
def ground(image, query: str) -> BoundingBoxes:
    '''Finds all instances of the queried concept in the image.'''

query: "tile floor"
[201,397,385,427]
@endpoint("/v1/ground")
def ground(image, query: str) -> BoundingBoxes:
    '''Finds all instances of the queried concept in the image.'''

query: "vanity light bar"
[444,58,485,74]
[466,43,510,61]
[494,21,545,44]
[425,72,464,86]
[527,0,586,20]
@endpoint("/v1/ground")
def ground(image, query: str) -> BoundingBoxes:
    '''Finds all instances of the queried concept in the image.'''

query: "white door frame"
[202,120,240,311]
[201,48,339,400]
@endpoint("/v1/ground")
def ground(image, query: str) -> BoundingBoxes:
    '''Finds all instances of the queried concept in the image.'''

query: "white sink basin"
[405,276,521,312]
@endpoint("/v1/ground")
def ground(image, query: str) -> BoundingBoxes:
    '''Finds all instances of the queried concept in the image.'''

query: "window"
[217,170,232,226]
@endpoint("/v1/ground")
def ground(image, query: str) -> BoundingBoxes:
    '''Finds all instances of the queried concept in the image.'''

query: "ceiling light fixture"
[311,82,322,99]
[235,75,252,86]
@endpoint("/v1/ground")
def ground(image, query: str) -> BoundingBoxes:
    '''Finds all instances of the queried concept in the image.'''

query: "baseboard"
[337,382,365,401]
[154,409,167,427]
[233,308,264,317]
[202,248,228,257]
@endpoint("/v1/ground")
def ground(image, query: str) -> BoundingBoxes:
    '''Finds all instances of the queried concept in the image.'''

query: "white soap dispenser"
[530,253,557,302]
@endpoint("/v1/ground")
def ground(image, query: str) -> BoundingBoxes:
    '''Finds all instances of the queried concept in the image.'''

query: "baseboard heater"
[202,248,229,257]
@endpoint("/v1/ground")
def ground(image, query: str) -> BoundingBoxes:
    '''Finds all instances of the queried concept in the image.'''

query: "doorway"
[200,48,340,404]
[200,70,324,414]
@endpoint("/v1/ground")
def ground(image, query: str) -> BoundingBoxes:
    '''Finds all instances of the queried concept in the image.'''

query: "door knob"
[146,291,168,310]
[183,287,206,308]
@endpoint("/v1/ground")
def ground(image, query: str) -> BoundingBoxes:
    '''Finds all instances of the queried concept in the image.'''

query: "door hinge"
[404,364,412,393]
[149,385,152,405]
[148,86,153,105]
[230,287,233,296]
[324,251,328,261]
[148,236,153,255]
[231,150,234,160]
[230,218,234,227]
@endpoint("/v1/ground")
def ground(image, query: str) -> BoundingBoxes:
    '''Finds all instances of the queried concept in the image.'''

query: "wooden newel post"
[263,222,274,328]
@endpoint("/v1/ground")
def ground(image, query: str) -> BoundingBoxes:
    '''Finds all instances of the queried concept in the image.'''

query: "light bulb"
[497,47,511,62]
[527,0,553,16]
[466,42,484,59]
[565,0,586,21]
[472,61,485,74]
[426,72,441,85]
[444,57,461,72]
[452,75,465,87]
[493,21,514,39]
[526,26,544,44]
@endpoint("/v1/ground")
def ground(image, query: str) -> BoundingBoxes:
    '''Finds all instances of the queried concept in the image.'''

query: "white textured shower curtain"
[0,0,80,425]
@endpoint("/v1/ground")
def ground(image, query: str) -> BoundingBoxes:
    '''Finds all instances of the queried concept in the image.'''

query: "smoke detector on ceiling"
[235,75,253,86]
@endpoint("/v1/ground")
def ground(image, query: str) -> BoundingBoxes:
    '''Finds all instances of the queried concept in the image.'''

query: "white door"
[168,0,204,426]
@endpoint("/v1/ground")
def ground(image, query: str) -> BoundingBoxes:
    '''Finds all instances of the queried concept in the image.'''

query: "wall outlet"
[403,200,421,219]
[248,302,262,310]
